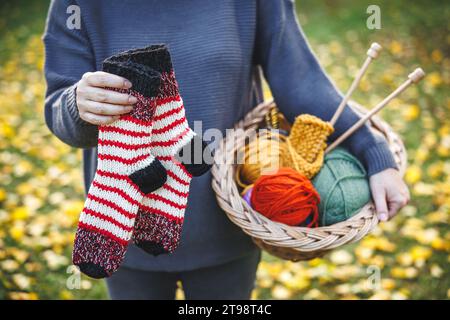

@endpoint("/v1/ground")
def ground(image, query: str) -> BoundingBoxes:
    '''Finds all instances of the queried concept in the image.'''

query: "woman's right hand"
[76,71,138,125]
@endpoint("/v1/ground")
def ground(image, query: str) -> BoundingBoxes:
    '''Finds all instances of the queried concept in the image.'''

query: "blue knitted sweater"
[43,0,397,271]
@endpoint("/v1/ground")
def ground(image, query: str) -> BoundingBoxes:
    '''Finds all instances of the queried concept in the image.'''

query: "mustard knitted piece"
[282,114,334,178]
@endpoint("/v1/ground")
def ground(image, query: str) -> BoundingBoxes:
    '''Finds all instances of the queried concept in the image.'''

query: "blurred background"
[0,0,448,299]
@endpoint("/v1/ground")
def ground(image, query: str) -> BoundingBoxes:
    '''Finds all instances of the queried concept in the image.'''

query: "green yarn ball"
[312,148,371,226]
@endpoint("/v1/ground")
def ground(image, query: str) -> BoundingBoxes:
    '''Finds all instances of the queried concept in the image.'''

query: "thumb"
[372,187,389,222]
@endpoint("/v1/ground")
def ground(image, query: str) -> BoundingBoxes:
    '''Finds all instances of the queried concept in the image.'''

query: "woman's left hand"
[369,168,410,221]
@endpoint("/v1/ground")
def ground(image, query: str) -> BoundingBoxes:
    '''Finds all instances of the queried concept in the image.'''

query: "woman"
[43,0,409,299]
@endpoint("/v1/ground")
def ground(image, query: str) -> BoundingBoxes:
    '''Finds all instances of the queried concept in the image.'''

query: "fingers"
[372,186,389,222]
[81,86,137,105]
[82,71,132,89]
[369,169,411,222]
[387,192,409,219]
[81,100,134,116]
[388,200,403,219]
[404,186,411,203]
[76,71,138,125]
[79,112,120,126]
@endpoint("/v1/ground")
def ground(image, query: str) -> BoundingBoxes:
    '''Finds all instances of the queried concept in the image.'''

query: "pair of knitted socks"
[72,45,211,279]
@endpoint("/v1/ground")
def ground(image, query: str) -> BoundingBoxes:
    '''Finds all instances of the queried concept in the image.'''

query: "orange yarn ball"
[250,168,320,227]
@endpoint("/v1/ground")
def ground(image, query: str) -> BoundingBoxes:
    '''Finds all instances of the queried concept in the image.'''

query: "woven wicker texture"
[211,100,407,261]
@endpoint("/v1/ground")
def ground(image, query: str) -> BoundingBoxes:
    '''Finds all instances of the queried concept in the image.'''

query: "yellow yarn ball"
[236,131,288,188]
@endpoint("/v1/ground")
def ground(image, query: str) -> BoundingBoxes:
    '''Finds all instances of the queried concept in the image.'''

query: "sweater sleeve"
[42,0,98,149]
[254,0,397,176]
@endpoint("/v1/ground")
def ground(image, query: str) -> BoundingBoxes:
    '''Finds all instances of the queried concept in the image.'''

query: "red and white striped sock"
[72,59,167,278]
[133,155,192,254]
[129,45,212,255]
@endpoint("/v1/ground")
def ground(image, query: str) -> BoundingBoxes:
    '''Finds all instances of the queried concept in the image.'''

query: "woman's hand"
[369,168,410,221]
[76,71,138,125]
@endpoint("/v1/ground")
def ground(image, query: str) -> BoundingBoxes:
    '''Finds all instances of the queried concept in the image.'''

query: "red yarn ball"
[250,167,320,227]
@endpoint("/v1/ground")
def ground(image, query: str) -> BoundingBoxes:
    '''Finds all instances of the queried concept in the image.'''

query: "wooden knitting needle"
[329,42,382,126]
[326,67,426,153]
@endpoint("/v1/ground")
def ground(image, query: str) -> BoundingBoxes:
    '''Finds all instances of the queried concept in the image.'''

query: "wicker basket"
[211,100,407,261]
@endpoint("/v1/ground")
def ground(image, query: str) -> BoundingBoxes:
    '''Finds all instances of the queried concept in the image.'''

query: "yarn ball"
[312,148,371,226]
[250,168,320,227]
[242,184,315,225]
[236,131,288,188]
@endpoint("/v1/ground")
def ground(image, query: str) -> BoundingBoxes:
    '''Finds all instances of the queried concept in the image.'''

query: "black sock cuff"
[106,44,173,74]
[102,59,161,98]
